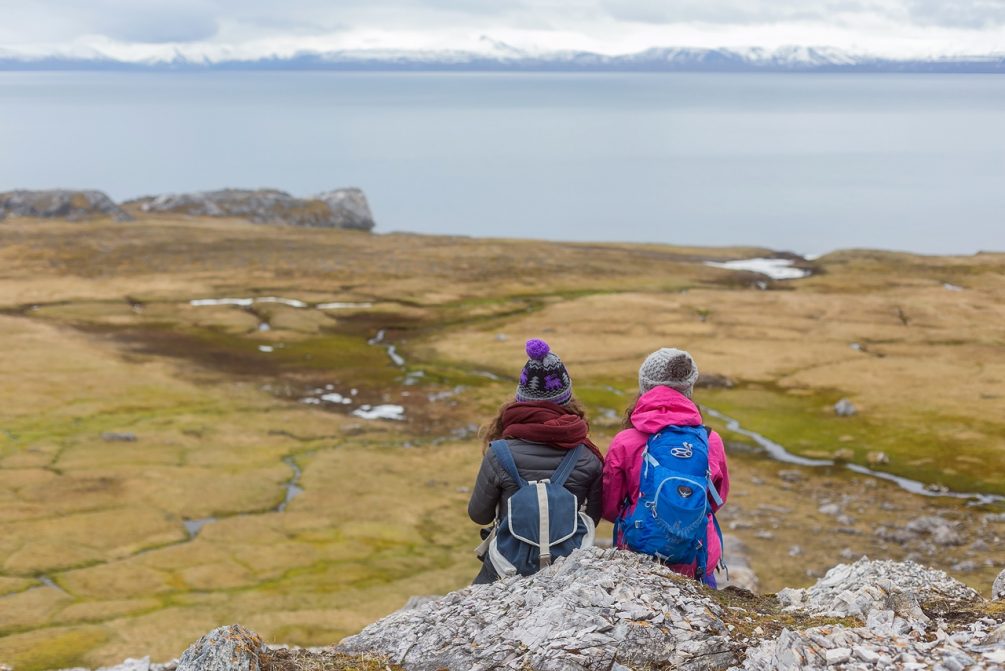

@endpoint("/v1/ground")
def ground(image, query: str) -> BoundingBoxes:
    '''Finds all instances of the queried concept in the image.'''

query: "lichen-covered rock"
[132,188,375,230]
[314,188,376,230]
[337,547,736,671]
[833,398,857,417]
[175,624,266,671]
[737,614,1005,671]
[0,189,131,221]
[994,569,1005,602]
[777,557,981,619]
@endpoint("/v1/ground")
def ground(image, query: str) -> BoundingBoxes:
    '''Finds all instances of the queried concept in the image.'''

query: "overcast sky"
[1,0,1004,61]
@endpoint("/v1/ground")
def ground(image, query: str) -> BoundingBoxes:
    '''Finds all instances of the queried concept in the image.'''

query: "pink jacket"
[602,386,730,578]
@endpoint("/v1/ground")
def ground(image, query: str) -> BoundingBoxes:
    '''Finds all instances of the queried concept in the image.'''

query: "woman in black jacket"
[467,338,604,584]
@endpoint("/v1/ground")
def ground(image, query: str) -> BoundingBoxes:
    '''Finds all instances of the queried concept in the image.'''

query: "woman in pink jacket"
[602,347,730,587]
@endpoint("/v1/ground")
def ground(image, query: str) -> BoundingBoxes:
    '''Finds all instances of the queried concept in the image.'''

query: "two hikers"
[467,340,730,586]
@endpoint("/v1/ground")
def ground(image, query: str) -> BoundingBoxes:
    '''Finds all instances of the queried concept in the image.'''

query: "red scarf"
[501,401,603,463]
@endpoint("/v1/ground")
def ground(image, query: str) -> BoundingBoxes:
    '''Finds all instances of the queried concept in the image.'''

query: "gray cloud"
[0,0,1003,56]
[906,0,1005,28]
[97,2,219,43]
[597,0,905,25]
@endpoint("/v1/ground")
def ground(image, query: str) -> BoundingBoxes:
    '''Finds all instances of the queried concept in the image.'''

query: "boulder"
[175,624,266,671]
[865,450,889,466]
[314,188,376,230]
[0,190,131,221]
[833,398,857,417]
[776,557,980,619]
[131,188,375,230]
[337,547,736,670]
[994,568,1005,601]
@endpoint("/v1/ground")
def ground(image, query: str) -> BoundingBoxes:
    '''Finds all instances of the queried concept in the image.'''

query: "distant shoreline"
[2,49,1004,75]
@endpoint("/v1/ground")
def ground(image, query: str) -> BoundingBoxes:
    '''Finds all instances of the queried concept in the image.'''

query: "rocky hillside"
[0,190,131,221]
[129,188,375,230]
[68,549,1005,671]
[0,187,375,230]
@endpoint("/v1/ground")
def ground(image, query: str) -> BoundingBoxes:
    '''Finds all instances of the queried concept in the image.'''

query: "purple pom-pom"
[525,338,550,360]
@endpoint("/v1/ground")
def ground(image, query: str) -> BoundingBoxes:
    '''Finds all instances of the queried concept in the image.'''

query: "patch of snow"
[352,404,405,421]
[183,517,217,537]
[850,342,863,351]
[190,296,308,308]
[301,397,321,405]
[943,283,964,291]
[190,297,254,307]
[320,392,352,405]
[317,301,374,309]
[258,322,271,332]
[368,329,386,345]
[258,345,274,353]
[386,345,406,367]
[705,258,811,280]
[255,297,309,308]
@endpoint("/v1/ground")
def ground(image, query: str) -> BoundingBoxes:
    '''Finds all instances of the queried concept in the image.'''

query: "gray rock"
[176,624,266,671]
[97,659,150,671]
[313,188,376,230]
[719,535,760,593]
[818,503,841,516]
[776,557,980,620]
[102,432,138,442]
[337,547,735,671]
[131,188,375,230]
[0,189,131,222]
[696,373,735,389]
[833,398,857,417]
[994,569,1005,601]
[905,515,963,546]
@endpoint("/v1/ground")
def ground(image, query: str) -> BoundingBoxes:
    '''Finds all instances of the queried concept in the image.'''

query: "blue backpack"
[486,440,595,578]
[615,425,724,580]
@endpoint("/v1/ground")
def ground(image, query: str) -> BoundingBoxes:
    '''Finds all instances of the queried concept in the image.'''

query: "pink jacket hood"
[629,386,705,434]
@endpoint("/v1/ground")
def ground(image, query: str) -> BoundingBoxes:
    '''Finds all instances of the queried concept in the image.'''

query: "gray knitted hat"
[516,339,573,404]
[639,348,700,397]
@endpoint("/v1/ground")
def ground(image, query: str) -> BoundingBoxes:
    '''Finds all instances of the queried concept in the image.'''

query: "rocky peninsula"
[0,188,375,230]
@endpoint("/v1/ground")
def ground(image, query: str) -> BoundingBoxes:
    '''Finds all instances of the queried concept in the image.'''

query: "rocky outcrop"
[740,617,1005,670]
[0,189,131,221]
[130,188,375,230]
[58,550,1005,671]
[338,547,735,670]
[776,557,981,619]
[175,624,266,671]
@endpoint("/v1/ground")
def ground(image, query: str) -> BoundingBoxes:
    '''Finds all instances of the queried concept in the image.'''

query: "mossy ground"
[0,217,1002,669]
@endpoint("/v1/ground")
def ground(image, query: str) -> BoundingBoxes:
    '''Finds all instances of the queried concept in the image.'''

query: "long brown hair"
[481,397,590,452]
[620,392,643,430]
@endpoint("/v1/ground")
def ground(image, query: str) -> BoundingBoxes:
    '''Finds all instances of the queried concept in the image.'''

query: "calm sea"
[1,71,1002,255]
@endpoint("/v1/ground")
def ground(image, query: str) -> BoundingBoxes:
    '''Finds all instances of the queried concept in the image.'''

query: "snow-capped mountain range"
[1,40,1002,73]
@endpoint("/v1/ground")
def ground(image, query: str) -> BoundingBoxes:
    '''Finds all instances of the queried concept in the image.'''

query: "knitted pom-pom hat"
[639,347,700,398]
[515,339,573,405]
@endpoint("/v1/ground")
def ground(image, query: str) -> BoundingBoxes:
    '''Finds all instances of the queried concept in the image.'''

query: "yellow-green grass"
[0,217,1002,669]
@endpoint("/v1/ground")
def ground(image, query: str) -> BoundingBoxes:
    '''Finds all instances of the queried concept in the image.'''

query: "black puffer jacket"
[467,439,604,526]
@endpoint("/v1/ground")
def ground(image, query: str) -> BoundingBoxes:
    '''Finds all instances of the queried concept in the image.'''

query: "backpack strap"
[549,445,584,488]
[490,440,528,487]
[712,513,729,581]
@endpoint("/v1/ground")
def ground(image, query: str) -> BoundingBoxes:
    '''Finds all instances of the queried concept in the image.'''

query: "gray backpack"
[486,440,595,578]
